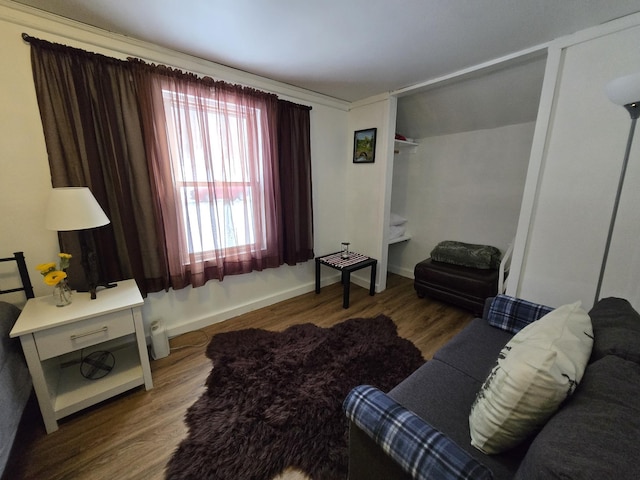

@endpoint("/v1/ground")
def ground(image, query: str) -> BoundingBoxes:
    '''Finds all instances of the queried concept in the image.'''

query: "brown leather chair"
[414,240,513,315]
[414,258,499,315]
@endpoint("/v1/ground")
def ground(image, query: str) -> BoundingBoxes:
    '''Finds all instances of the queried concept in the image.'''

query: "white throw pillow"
[469,301,593,454]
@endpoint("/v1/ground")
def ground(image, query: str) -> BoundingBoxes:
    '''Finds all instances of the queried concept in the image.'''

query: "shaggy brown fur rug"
[165,315,424,480]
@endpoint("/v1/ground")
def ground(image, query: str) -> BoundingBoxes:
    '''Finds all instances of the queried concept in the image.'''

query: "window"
[161,88,270,259]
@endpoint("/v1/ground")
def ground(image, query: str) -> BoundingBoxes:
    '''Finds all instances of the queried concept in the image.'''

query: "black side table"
[315,252,377,308]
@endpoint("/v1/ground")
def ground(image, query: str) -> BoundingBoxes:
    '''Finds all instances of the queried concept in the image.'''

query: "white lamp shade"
[605,72,640,106]
[45,187,110,231]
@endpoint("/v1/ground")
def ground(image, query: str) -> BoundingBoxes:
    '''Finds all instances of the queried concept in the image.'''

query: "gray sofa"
[344,295,640,479]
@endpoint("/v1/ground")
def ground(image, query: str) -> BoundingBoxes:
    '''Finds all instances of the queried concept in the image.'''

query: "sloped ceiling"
[8,0,640,102]
[396,54,547,138]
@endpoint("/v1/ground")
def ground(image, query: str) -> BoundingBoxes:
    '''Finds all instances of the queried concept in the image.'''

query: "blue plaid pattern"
[344,385,492,480]
[486,294,552,334]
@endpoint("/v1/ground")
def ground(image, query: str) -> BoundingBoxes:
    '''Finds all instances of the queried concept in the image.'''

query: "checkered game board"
[319,252,370,268]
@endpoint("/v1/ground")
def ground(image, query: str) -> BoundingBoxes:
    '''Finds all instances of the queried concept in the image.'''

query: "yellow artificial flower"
[36,253,73,286]
[36,262,56,273]
[58,252,72,270]
[44,270,67,286]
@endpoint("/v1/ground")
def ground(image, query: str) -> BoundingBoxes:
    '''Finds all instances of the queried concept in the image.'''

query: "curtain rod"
[19,32,312,110]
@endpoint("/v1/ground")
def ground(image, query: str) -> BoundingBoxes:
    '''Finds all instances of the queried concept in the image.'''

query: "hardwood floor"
[5,274,473,480]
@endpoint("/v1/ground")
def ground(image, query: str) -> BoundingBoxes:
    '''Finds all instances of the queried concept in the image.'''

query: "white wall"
[0,3,349,335]
[388,123,535,276]
[512,14,640,309]
[345,96,395,291]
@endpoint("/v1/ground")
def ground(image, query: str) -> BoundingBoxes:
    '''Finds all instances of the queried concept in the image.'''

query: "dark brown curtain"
[27,36,169,295]
[277,100,314,264]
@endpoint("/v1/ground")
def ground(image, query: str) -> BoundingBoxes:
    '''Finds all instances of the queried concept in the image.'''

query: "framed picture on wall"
[353,128,377,163]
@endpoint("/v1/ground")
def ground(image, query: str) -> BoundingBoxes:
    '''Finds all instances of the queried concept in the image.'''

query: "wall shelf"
[394,139,419,154]
[389,235,411,245]
[395,139,419,147]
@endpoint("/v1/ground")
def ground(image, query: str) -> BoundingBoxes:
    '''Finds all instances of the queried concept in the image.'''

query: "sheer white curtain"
[135,66,282,288]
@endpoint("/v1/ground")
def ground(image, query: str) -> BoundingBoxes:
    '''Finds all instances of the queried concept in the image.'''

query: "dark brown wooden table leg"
[369,261,377,296]
[342,270,350,308]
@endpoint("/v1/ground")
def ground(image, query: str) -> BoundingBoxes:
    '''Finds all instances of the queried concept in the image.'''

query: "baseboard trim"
[163,273,342,339]
[387,264,413,278]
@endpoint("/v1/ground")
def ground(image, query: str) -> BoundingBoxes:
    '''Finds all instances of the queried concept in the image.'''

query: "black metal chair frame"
[0,251,35,299]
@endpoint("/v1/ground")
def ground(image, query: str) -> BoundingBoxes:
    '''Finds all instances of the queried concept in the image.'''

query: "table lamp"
[45,187,111,299]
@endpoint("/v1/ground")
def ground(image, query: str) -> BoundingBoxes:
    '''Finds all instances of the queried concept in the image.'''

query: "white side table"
[10,279,153,433]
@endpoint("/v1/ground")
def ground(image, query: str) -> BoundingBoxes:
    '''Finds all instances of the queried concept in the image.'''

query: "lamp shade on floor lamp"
[605,72,640,109]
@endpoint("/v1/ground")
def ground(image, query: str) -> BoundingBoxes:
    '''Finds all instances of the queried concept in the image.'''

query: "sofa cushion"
[486,294,553,334]
[469,301,593,454]
[589,297,640,364]
[433,318,513,383]
[390,360,526,480]
[515,355,640,479]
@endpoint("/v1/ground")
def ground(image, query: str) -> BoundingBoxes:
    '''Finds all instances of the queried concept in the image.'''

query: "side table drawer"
[34,309,135,361]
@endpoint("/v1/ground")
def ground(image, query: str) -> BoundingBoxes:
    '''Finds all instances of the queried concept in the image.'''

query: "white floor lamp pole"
[594,73,640,306]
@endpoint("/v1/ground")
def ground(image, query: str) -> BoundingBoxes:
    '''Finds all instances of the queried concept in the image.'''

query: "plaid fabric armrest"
[486,294,553,334]
[344,385,492,480]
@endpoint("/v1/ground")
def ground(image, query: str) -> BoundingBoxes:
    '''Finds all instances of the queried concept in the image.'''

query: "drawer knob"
[70,326,108,341]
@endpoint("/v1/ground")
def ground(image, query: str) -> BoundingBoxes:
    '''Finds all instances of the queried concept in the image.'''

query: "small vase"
[53,279,72,307]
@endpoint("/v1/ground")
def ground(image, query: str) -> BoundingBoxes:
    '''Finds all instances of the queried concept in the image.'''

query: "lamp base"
[79,231,118,300]
[77,282,118,300]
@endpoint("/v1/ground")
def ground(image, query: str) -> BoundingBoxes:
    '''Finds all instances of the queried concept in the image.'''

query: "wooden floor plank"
[5,274,473,480]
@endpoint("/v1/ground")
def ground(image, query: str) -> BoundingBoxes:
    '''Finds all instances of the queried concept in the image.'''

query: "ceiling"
[9,0,640,103]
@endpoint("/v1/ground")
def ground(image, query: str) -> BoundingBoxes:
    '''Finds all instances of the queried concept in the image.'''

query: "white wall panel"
[516,21,640,309]
[345,98,393,290]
